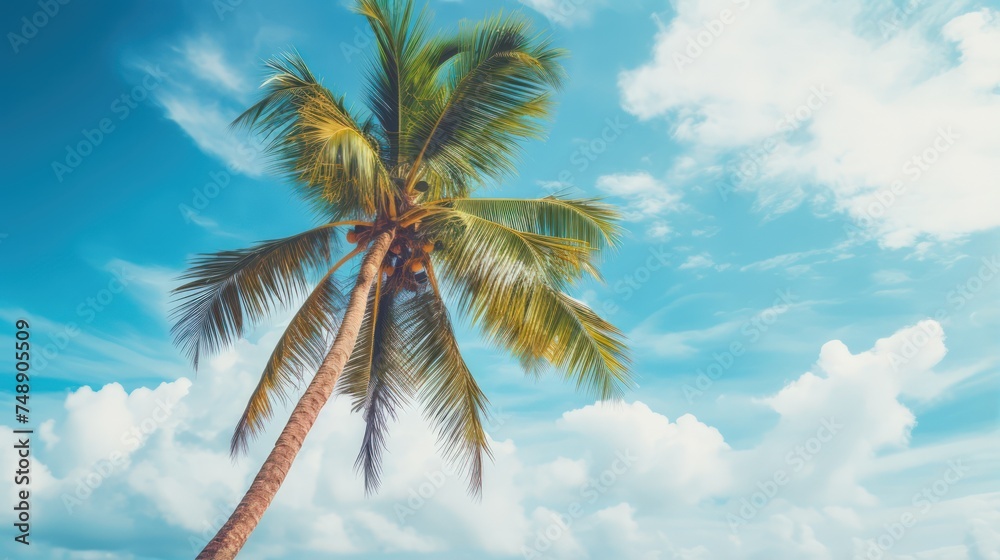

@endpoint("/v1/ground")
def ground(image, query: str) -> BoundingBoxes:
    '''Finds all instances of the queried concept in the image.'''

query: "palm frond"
[405,11,566,192]
[403,289,491,495]
[354,0,459,166]
[170,225,338,369]
[230,271,347,457]
[460,275,631,400]
[429,211,633,398]
[422,202,596,291]
[340,277,415,494]
[233,52,392,219]
[445,195,624,251]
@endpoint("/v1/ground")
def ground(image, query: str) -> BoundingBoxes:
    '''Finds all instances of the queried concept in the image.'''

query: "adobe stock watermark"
[541,0,591,27]
[212,0,245,20]
[683,288,797,403]
[673,0,752,71]
[7,0,72,54]
[51,67,168,183]
[581,245,673,317]
[717,85,833,202]
[394,463,459,524]
[946,254,999,312]
[340,25,375,63]
[887,254,998,371]
[521,449,638,559]
[34,267,134,373]
[61,395,181,513]
[539,116,630,193]
[855,459,969,560]
[394,406,512,523]
[178,141,260,225]
[845,127,958,237]
[876,0,925,39]
[727,417,842,533]
[189,499,241,552]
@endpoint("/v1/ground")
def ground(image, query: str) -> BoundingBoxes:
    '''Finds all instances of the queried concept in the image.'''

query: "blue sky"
[1,0,999,558]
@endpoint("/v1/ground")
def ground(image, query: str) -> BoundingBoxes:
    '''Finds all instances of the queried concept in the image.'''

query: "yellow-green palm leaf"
[171,0,633,500]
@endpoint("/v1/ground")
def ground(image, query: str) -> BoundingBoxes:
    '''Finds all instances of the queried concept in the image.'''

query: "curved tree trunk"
[196,230,394,559]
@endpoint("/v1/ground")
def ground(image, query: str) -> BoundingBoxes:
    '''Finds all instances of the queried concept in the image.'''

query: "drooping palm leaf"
[230,271,347,457]
[170,225,338,369]
[340,276,416,494]
[404,289,492,495]
[428,209,633,399]
[423,202,596,292]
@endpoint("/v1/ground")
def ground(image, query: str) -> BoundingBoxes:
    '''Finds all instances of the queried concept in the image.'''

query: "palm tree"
[171,1,632,557]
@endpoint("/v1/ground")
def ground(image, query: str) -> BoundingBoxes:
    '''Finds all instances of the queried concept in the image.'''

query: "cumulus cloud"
[619,0,1000,247]
[6,320,996,559]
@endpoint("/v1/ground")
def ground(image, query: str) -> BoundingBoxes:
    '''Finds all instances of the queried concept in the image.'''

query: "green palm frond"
[170,225,338,369]
[428,208,633,398]
[423,202,596,291]
[404,289,491,495]
[354,0,459,166]
[340,278,416,494]
[444,195,624,251]
[459,274,631,400]
[233,52,392,219]
[178,0,633,508]
[230,272,347,457]
[405,11,566,192]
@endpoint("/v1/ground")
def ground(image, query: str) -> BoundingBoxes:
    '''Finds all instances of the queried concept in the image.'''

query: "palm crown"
[171,0,632,498]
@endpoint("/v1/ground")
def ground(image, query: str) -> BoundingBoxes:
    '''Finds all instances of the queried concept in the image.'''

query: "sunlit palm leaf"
[444,195,624,251]
[170,225,337,369]
[429,211,633,399]
[406,12,566,192]
[233,52,392,219]
[423,203,596,291]
[230,273,347,457]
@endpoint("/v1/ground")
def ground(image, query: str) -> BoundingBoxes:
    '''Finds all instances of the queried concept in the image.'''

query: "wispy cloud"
[519,0,610,27]
[679,252,731,272]
[619,1,1000,247]
[177,38,249,94]
[142,37,264,176]
[596,172,684,240]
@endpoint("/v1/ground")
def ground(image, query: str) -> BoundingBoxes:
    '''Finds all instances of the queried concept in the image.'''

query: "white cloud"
[7,319,997,559]
[177,38,249,94]
[143,37,264,176]
[596,172,684,240]
[873,269,911,285]
[157,95,263,176]
[619,0,1000,247]
[679,252,731,271]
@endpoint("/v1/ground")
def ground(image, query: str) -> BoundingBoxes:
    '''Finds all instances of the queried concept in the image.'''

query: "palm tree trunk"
[196,230,394,559]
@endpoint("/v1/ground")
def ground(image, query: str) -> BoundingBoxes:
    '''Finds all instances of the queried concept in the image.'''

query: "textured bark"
[196,230,394,559]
